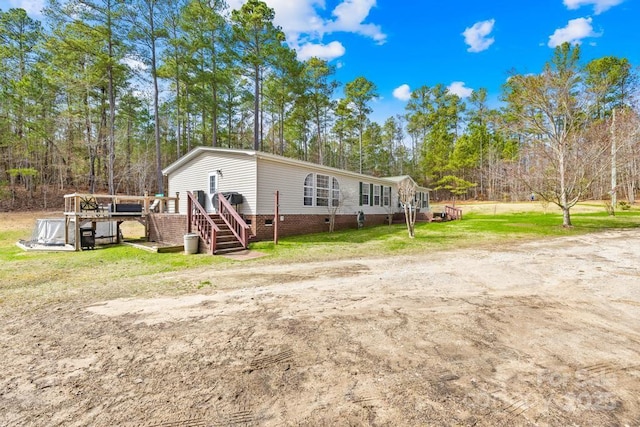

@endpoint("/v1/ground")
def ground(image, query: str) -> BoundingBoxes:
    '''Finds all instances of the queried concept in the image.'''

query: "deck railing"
[187,191,219,254]
[217,193,250,249]
[445,205,463,220]
[64,192,180,215]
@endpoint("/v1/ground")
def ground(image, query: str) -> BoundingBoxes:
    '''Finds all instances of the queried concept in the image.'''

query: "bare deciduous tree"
[326,185,353,233]
[504,43,610,226]
[398,178,417,238]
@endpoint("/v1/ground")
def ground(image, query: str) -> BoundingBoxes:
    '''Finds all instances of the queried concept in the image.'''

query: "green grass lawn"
[251,209,640,261]
[1,206,639,306]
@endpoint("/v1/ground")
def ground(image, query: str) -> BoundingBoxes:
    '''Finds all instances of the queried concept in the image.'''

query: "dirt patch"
[2,230,640,426]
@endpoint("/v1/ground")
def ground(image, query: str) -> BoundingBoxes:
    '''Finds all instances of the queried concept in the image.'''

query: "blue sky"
[2,0,638,123]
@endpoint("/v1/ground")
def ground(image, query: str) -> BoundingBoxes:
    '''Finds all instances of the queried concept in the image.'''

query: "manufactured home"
[150,147,430,252]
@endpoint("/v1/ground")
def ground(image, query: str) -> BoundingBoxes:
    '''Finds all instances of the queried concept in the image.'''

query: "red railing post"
[216,192,250,249]
[274,191,279,245]
[444,205,462,220]
[186,190,219,253]
[187,192,192,233]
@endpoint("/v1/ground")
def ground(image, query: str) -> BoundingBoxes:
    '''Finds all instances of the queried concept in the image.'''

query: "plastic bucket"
[183,233,199,254]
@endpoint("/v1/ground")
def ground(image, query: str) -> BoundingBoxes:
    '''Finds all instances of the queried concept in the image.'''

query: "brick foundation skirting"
[147,212,393,244]
[148,214,188,245]
[248,213,391,241]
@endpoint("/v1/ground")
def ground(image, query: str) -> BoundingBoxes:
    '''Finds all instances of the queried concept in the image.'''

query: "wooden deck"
[63,193,180,251]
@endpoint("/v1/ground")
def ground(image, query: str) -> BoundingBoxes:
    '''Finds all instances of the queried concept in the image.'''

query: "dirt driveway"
[2,230,640,426]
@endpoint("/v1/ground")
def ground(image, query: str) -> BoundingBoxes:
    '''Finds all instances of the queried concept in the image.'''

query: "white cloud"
[447,82,473,98]
[297,41,346,61]
[563,0,624,14]
[228,0,386,60]
[326,0,387,44]
[264,0,326,44]
[548,17,601,47]
[6,0,45,16]
[121,56,148,72]
[462,19,495,53]
[393,84,412,101]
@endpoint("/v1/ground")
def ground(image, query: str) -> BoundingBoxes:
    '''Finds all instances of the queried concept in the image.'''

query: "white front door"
[208,172,218,212]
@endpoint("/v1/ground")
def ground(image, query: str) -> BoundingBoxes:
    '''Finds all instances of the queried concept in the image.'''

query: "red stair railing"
[217,193,250,249]
[186,191,219,254]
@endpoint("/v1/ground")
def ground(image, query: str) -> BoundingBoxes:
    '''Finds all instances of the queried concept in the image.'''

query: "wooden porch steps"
[186,191,251,255]
[210,215,246,254]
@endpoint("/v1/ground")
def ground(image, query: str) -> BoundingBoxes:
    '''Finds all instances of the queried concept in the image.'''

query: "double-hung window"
[304,174,314,206]
[383,186,390,206]
[316,174,330,206]
[360,183,370,206]
[373,185,381,206]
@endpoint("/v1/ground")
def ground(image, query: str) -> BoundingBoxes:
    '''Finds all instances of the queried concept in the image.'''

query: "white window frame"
[304,173,314,206]
[422,192,429,208]
[316,174,330,207]
[208,172,218,212]
[305,173,341,207]
[361,183,370,206]
[373,185,381,206]
[383,186,390,206]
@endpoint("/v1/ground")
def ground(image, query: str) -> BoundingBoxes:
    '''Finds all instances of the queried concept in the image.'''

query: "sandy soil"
[2,229,640,426]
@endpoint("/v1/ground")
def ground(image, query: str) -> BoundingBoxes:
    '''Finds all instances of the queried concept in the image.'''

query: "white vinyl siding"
[331,178,340,207]
[167,152,257,214]
[258,159,394,215]
[257,160,315,214]
[165,148,424,217]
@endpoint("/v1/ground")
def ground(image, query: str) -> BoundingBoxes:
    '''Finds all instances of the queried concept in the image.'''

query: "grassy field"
[2,202,639,306]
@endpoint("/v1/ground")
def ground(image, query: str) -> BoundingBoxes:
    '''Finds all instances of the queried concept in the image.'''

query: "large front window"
[304,173,340,207]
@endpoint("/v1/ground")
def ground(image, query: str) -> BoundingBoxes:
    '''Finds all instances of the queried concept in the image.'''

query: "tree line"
[1,1,639,222]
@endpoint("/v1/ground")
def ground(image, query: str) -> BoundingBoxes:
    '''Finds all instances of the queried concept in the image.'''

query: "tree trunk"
[212,84,218,147]
[558,142,572,227]
[151,24,163,195]
[89,146,97,194]
[404,204,415,238]
[316,110,323,165]
[107,3,116,195]
[175,70,182,157]
[126,113,132,194]
[562,206,571,227]
[253,64,260,151]
[610,108,617,214]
